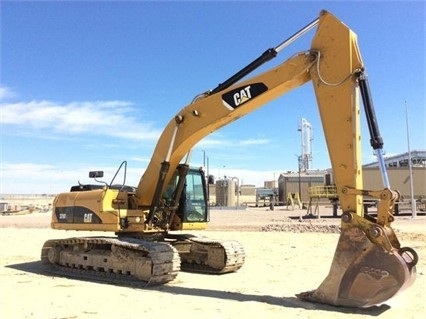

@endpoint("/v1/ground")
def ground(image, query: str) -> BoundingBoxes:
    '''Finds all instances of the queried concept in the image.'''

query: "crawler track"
[41,236,180,286]
[167,235,245,274]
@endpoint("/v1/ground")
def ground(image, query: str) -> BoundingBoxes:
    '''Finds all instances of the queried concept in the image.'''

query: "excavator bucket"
[297,225,417,308]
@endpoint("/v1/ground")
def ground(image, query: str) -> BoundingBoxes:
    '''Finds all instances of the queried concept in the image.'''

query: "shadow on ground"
[8,260,390,316]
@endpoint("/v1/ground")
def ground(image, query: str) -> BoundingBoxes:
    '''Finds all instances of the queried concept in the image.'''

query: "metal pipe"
[165,123,179,162]
[210,15,319,95]
[147,117,183,225]
[405,101,417,218]
[275,17,319,53]
[358,71,384,150]
[184,150,192,165]
[376,149,390,189]
[357,70,390,189]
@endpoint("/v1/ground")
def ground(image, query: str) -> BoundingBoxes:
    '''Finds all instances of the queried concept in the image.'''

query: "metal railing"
[308,186,338,199]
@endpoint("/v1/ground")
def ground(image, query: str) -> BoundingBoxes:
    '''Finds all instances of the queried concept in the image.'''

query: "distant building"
[211,150,426,207]
[212,178,256,207]
[278,170,327,203]
[215,178,236,206]
[277,150,426,204]
[264,180,278,189]
[0,202,8,212]
[363,167,426,200]
[362,149,426,200]
[363,150,426,168]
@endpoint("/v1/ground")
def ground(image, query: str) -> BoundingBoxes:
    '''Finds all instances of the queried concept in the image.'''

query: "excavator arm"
[298,12,417,307]
[135,10,417,307]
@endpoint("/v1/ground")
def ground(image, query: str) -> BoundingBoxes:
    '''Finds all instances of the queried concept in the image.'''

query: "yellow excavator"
[41,10,417,308]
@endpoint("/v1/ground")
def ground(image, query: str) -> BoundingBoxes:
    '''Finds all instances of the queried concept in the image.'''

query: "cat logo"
[84,213,93,223]
[233,85,252,106]
[222,82,268,110]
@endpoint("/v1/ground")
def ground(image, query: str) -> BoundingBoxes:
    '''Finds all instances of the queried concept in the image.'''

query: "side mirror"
[89,171,104,178]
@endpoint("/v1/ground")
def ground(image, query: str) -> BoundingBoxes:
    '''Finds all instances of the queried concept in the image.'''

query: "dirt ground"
[0,206,424,319]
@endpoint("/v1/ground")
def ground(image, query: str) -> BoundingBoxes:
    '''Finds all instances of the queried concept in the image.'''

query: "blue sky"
[1,0,425,194]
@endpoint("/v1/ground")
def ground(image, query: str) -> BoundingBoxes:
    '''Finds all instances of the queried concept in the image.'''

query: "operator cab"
[164,167,209,223]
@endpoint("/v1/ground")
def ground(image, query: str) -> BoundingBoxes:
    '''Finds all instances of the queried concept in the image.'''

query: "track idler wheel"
[296,223,417,308]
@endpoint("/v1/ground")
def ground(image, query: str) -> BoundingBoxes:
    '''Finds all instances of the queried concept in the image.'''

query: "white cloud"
[197,136,270,149]
[0,86,16,99]
[129,156,151,163]
[0,162,146,194]
[197,137,231,148]
[0,160,277,194]
[0,162,81,194]
[240,138,270,145]
[0,100,161,141]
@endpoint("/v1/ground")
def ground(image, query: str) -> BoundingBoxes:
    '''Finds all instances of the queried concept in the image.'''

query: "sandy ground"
[0,207,424,319]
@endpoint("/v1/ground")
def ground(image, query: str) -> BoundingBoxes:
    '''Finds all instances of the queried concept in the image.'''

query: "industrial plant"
[208,118,426,215]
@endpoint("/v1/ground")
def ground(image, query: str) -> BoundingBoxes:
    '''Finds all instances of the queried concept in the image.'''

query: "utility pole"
[405,101,417,218]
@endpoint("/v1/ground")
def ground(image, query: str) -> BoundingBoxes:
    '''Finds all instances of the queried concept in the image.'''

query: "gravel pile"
[261,222,341,233]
